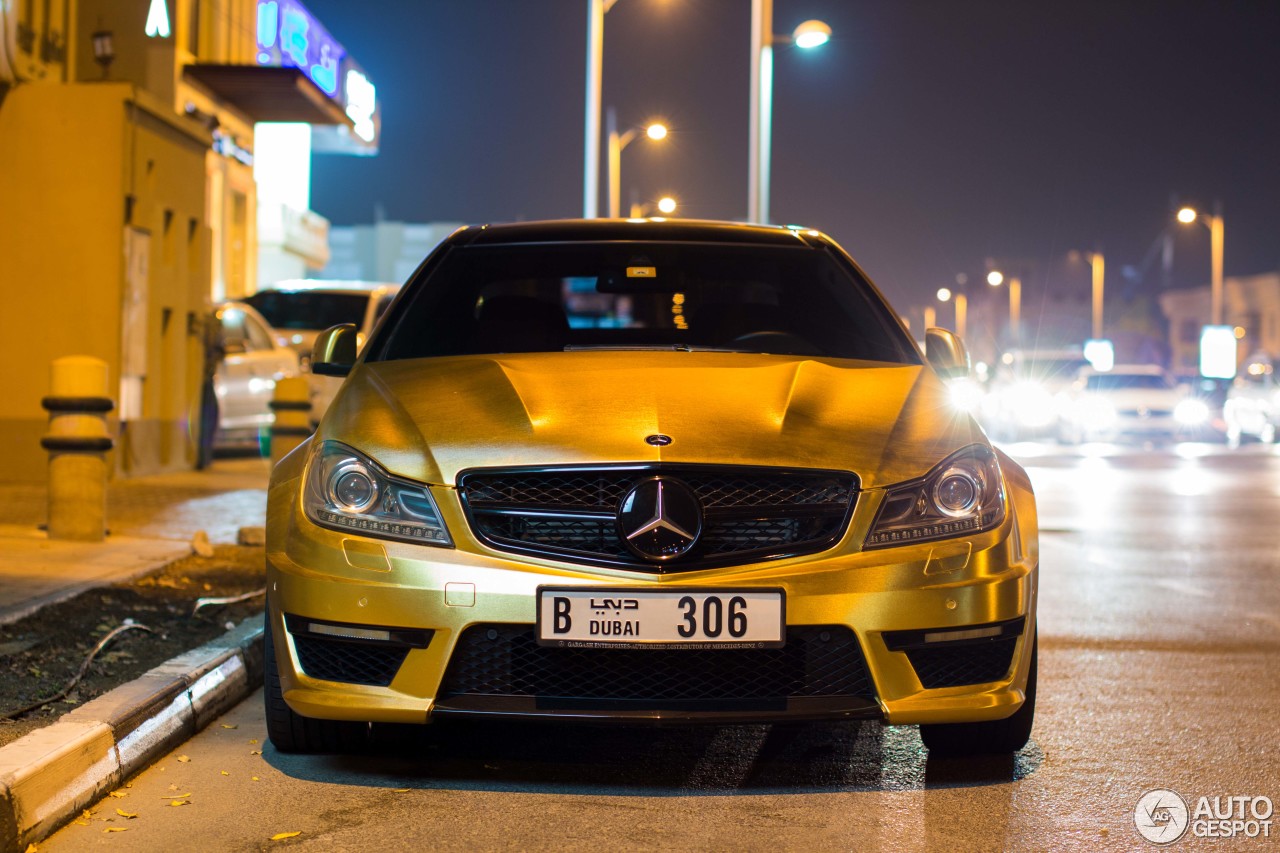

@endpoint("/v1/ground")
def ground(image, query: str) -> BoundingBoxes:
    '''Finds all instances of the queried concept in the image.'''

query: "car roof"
[450,218,828,248]
[257,280,399,294]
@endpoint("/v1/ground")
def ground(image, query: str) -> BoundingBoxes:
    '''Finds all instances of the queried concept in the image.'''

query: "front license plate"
[536,588,785,649]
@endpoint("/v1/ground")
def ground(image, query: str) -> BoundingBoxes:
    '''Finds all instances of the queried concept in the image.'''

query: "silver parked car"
[212,302,300,450]
[244,281,400,422]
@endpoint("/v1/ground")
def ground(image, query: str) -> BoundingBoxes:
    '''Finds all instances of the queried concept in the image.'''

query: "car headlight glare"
[865,445,1005,549]
[1174,398,1210,426]
[305,441,452,546]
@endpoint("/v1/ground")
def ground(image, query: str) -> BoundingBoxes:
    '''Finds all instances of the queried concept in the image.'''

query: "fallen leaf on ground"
[115,808,137,819]
[221,724,238,729]
[250,750,262,755]
[169,800,190,807]
[176,755,191,763]
[104,827,128,833]
[252,776,260,782]
[393,789,410,793]
[108,791,127,799]
[162,792,192,799]
[249,738,258,744]
[220,770,230,776]
[271,831,302,841]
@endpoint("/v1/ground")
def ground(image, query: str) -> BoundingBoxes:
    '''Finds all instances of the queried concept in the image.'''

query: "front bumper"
[265,455,1039,727]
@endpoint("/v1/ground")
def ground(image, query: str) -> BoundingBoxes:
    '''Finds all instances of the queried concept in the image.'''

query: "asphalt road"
[44,442,1280,852]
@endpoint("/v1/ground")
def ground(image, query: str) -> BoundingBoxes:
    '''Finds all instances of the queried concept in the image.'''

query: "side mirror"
[925,327,970,378]
[311,324,358,377]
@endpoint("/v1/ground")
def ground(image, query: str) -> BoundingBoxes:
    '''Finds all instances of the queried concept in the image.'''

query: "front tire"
[264,609,369,753]
[920,631,1037,756]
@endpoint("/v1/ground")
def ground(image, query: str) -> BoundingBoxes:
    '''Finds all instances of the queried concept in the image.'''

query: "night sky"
[304,0,1280,322]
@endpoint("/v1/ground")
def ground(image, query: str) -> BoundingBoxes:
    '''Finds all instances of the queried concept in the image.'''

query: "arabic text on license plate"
[536,589,784,649]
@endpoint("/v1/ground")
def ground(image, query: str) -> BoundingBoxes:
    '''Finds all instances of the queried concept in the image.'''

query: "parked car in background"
[1224,355,1279,446]
[245,281,401,422]
[1057,364,1210,444]
[264,219,1040,758]
[211,302,300,451]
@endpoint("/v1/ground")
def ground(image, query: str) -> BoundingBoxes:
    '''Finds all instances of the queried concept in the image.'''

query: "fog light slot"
[882,615,1024,652]
[284,614,433,648]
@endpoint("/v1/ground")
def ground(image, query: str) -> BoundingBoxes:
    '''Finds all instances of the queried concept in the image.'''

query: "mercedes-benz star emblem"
[645,434,673,446]
[616,477,703,562]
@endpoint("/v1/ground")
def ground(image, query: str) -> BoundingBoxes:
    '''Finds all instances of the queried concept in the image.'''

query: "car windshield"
[1085,373,1172,391]
[245,291,369,331]
[370,242,919,364]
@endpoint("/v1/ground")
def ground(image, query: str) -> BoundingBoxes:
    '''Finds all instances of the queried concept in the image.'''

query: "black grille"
[459,465,858,571]
[438,624,874,706]
[293,636,411,686]
[904,637,1019,689]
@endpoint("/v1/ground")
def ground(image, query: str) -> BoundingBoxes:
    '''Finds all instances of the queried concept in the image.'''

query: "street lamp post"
[986,270,1022,348]
[1087,251,1104,341]
[607,108,667,218]
[584,0,622,219]
[937,286,967,340]
[748,1,830,224]
[1177,204,1225,326]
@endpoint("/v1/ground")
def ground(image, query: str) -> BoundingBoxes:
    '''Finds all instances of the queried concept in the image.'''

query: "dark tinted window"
[371,242,917,364]
[246,291,369,331]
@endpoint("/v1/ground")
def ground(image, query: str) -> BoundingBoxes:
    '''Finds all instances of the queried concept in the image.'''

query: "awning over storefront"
[182,64,354,126]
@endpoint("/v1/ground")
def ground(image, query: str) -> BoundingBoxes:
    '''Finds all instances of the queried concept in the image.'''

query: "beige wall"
[0,83,209,480]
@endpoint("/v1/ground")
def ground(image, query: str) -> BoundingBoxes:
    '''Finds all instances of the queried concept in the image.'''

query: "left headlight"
[864,444,1006,549]
[304,441,453,547]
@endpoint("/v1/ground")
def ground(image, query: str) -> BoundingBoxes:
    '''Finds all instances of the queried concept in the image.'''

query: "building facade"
[1159,273,1280,377]
[0,0,376,481]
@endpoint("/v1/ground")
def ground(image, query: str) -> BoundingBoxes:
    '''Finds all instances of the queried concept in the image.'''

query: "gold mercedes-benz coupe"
[264,219,1038,756]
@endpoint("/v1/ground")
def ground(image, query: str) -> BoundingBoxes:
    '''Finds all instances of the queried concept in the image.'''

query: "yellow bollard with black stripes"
[269,377,313,465]
[41,356,114,542]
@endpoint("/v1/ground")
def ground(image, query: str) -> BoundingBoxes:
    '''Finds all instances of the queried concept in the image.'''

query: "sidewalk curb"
[0,615,264,852]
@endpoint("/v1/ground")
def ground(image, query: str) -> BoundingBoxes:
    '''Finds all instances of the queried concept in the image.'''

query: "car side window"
[243,313,274,352]
[220,310,248,354]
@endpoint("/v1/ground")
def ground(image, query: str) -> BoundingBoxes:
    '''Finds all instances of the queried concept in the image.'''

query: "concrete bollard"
[269,377,313,465]
[41,356,115,542]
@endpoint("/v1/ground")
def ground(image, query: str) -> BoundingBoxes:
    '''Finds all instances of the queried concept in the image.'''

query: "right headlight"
[864,444,1006,549]
[303,440,453,547]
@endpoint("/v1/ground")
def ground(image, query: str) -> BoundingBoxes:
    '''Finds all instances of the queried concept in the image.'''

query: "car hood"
[317,352,988,489]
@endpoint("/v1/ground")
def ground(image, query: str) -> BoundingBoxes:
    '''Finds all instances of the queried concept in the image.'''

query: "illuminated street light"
[607,109,669,218]
[630,194,680,218]
[986,271,1003,287]
[1177,204,1225,326]
[793,19,832,48]
[749,1,831,223]
[937,287,952,302]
